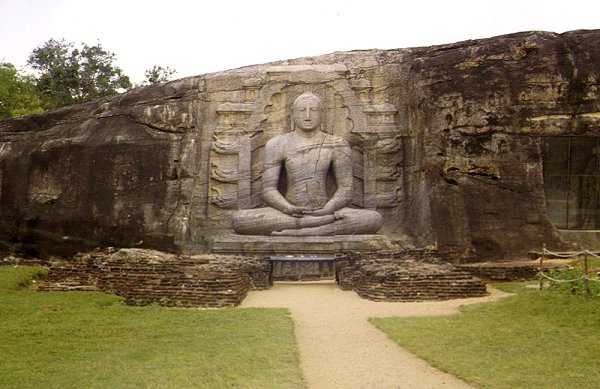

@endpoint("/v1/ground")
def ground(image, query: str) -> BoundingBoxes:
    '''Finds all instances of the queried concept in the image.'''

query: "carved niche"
[202,65,409,232]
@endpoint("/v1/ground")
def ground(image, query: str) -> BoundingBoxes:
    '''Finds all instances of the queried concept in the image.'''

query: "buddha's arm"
[262,165,291,213]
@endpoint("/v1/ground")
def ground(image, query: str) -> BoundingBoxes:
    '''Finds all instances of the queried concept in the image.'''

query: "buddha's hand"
[286,205,313,218]
[304,207,335,217]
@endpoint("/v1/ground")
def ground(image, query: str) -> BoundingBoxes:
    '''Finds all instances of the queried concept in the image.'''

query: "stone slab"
[210,234,403,255]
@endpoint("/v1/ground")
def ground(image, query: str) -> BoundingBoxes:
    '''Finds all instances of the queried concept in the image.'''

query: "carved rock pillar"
[351,80,406,223]
[210,102,262,212]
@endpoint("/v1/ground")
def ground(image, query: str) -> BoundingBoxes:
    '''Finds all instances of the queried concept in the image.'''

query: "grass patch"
[0,265,47,290]
[568,256,600,270]
[0,266,305,389]
[490,281,533,294]
[371,285,600,389]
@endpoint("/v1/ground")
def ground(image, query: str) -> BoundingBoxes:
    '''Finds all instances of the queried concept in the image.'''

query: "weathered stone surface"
[2,30,600,261]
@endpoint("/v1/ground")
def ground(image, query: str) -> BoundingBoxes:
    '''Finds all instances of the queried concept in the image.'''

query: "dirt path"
[240,281,511,389]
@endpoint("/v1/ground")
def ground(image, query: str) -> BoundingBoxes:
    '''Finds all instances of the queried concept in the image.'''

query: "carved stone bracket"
[243,78,262,102]
[210,162,240,183]
[211,135,240,155]
[215,102,254,134]
[363,103,400,134]
[210,187,238,209]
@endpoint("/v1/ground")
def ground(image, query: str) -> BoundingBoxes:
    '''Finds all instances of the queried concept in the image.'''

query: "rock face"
[1,30,600,261]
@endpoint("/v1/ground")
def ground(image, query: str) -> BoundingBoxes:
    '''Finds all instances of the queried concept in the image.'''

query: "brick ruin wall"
[40,249,270,307]
[38,248,546,305]
[336,250,489,301]
[456,262,540,281]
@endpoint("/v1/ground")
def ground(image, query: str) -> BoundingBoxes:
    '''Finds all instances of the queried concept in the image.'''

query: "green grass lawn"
[0,266,305,389]
[371,282,600,389]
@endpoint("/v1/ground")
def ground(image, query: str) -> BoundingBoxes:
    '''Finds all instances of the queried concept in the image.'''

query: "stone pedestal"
[210,234,406,256]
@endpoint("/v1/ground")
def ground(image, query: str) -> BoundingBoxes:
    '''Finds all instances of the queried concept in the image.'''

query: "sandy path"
[240,281,511,389]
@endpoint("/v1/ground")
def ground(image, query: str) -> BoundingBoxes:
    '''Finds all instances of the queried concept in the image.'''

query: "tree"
[0,62,43,119]
[28,39,131,109]
[142,65,177,85]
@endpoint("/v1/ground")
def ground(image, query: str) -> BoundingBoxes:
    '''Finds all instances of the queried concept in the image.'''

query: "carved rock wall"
[1,30,599,261]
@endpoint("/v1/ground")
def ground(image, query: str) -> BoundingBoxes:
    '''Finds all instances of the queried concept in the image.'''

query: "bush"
[547,266,600,297]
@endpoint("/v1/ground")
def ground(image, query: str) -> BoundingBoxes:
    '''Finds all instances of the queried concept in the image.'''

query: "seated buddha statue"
[231,92,382,236]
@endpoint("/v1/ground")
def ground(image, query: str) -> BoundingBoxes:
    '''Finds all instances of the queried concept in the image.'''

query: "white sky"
[1,0,599,83]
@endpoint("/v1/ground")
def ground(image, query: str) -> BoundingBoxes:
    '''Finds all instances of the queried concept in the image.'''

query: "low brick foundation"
[456,262,541,281]
[336,250,488,301]
[40,248,532,306]
[40,249,270,307]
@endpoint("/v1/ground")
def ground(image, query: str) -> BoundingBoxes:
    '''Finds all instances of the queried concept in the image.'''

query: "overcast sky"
[1,0,599,83]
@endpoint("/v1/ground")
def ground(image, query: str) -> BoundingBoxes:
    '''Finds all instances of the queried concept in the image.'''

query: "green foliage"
[0,63,44,119]
[371,287,600,389]
[142,65,177,85]
[547,266,600,296]
[0,266,305,389]
[1,40,181,119]
[28,38,131,109]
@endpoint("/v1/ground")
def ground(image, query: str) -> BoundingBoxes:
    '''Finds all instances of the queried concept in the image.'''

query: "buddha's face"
[292,97,323,132]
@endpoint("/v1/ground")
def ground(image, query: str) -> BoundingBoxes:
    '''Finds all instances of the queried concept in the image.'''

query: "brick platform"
[38,248,537,306]
[456,262,541,281]
[40,249,270,307]
[336,250,488,301]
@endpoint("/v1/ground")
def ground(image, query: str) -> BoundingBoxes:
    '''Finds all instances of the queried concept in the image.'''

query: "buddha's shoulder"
[324,133,350,147]
[265,132,294,147]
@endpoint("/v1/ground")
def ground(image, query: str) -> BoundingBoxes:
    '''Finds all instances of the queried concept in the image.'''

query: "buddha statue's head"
[292,92,323,132]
